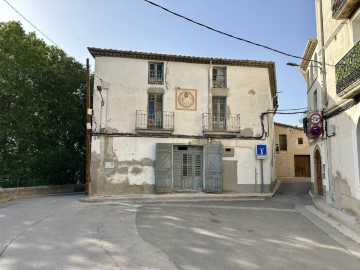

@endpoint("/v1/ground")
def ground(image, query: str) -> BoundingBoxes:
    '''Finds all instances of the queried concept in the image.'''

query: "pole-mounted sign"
[310,113,322,124]
[309,126,322,138]
[256,144,267,159]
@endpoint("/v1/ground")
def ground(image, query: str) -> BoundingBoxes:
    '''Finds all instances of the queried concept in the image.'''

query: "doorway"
[155,143,223,193]
[294,155,311,177]
[173,146,203,190]
[315,149,323,196]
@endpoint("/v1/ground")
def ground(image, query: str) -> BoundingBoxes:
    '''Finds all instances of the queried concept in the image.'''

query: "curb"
[309,191,360,237]
[81,180,282,203]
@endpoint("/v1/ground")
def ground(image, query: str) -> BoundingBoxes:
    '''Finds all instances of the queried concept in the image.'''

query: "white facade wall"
[302,1,360,218]
[90,52,276,195]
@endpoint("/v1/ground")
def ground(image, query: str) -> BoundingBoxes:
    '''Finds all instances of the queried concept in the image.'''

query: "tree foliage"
[0,21,86,186]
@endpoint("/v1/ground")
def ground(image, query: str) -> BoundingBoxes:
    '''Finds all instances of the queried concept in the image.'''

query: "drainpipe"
[208,60,212,114]
[207,60,212,143]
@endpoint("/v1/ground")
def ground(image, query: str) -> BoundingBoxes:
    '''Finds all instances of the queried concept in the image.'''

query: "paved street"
[1,179,360,269]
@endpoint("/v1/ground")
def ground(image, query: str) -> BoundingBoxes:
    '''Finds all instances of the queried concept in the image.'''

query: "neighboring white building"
[88,48,278,195]
[300,0,360,218]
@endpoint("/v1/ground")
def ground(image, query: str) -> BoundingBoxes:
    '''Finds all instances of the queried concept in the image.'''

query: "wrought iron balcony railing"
[335,41,360,96]
[212,75,227,88]
[332,0,359,19]
[202,113,240,133]
[136,110,174,131]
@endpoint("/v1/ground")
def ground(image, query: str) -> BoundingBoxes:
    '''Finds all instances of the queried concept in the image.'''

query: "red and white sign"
[310,113,322,124]
[309,126,322,138]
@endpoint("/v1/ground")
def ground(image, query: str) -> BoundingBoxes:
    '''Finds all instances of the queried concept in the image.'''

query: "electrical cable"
[3,0,61,49]
[275,107,308,111]
[144,0,321,65]
[271,111,307,115]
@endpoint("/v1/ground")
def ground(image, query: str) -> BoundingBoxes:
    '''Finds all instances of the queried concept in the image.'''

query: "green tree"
[0,21,86,186]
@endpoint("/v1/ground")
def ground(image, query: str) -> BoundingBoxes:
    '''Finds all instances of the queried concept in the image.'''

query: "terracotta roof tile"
[88,47,274,68]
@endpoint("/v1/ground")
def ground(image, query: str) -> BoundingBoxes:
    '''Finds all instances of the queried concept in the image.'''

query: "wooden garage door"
[294,155,311,177]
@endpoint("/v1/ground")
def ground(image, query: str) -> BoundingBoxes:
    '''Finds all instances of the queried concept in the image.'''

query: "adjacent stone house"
[88,48,278,195]
[274,123,310,179]
[300,0,360,218]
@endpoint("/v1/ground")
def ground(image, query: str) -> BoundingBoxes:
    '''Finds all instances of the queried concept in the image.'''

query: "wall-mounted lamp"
[286,62,322,70]
[97,86,104,106]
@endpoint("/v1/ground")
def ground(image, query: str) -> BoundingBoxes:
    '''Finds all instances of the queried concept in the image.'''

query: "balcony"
[202,113,240,137]
[335,41,360,98]
[135,110,174,134]
[332,0,360,20]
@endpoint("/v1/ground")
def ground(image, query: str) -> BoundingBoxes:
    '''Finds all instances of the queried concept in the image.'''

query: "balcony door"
[212,97,226,130]
[148,94,163,128]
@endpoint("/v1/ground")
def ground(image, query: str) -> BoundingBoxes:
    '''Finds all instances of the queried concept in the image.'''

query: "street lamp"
[286,62,322,70]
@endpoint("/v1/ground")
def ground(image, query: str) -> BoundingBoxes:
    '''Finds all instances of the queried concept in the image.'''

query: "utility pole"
[85,58,91,196]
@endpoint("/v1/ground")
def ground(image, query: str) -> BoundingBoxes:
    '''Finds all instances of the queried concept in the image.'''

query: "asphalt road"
[0,179,360,269]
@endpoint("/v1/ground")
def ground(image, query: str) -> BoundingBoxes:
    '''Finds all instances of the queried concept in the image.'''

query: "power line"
[274,111,307,115]
[3,0,62,49]
[144,0,319,64]
[276,107,308,112]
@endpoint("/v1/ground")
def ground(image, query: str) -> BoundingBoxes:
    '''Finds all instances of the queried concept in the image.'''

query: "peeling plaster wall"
[90,137,275,195]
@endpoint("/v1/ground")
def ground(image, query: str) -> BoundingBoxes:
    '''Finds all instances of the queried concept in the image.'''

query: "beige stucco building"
[300,0,360,219]
[88,48,278,195]
[275,123,310,179]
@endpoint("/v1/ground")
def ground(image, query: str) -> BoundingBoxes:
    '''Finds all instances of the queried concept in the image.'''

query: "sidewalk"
[82,191,273,203]
[309,192,360,238]
[82,181,282,203]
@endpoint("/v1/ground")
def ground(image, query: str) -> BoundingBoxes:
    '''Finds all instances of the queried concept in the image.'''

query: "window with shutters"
[148,62,164,84]
[279,134,287,151]
[213,67,227,88]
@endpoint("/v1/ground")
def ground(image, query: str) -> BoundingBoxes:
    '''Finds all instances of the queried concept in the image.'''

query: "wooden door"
[315,150,323,196]
[204,144,223,193]
[155,143,172,193]
[294,155,311,177]
[173,146,203,190]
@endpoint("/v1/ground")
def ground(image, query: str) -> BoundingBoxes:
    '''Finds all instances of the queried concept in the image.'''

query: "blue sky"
[0,0,316,126]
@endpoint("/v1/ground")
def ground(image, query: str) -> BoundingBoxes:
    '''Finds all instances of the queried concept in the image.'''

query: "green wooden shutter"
[155,143,173,193]
[173,148,182,189]
[204,144,223,193]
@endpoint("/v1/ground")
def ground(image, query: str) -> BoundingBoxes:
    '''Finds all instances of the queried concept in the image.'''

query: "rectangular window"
[213,67,227,88]
[148,62,164,84]
[313,90,318,111]
[279,134,287,151]
[212,96,226,130]
[148,94,163,128]
[298,137,304,144]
